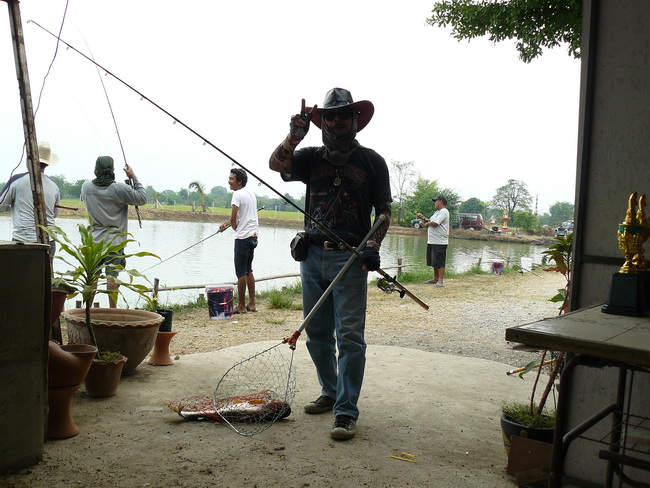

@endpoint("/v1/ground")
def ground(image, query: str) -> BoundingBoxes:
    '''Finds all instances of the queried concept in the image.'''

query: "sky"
[0,0,581,215]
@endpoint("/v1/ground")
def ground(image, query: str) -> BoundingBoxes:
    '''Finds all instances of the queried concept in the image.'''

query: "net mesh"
[212,343,297,436]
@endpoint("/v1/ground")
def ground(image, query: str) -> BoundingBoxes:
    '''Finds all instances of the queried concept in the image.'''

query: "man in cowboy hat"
[269,88,392,440]
[81,156,147,307]
[0,141,61,257]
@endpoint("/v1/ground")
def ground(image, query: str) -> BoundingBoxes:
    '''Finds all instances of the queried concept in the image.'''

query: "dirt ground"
[1,272,564,488]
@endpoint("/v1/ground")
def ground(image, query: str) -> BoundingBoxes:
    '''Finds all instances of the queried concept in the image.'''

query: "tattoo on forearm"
[269,136,297,172]
[372,204,392,246]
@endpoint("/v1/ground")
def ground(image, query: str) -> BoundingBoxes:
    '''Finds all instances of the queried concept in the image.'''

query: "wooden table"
[506,305,650,487]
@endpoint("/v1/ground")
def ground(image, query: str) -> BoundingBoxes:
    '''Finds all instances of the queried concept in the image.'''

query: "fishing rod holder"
[377,276,406,298]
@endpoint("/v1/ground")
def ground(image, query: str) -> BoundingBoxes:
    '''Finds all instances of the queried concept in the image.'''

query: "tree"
[188,181,207,212]
[491,179,532,217]
[458,197,487,216]
[426,0,582,63]
[549,201,574,225]
[402,178,460,223]
[513,210,537,231]
[389,160,419,225]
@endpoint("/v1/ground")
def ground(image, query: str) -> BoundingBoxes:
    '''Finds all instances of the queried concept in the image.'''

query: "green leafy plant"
[506,233,573,424]
[542,233,573,314]
[40,221,160,357]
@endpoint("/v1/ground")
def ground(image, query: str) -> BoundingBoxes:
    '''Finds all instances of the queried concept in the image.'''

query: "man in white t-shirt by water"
[219,168,259,313]
[417,195,449,287]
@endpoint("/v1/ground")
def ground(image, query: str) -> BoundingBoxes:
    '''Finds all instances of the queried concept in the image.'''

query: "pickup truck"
[555,220,574,237]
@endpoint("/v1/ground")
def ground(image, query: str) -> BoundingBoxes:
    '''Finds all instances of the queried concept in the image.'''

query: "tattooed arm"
[368,202,392,250]
[269,99,317,173]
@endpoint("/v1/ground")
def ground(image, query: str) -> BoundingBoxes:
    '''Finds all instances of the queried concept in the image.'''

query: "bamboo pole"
[6,0,48,245]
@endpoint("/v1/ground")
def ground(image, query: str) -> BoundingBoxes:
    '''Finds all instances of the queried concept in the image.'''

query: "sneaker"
[425,280,437,285]
[304,395,335,414]
[330,415,356,440]
[435,282,444,287]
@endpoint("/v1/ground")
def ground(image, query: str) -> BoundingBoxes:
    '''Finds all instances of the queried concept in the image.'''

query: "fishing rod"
[28,21,428,311]
[55,204,78,211]
[79,33,142,228]
[142,205,266,273]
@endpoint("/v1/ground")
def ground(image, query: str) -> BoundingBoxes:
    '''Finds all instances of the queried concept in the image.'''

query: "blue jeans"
[301,244,368,419]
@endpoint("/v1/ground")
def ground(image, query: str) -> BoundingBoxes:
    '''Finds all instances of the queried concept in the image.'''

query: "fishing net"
[212,343,297,436]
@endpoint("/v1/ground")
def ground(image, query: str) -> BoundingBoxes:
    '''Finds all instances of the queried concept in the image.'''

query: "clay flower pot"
[148,331,177,366]
[62,308,163,375]
[84,355,128,397]
[47,341,98,439]
[48,341,98,389]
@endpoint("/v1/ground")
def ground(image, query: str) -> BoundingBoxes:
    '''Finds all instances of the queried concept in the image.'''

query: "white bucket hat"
[38,141,59,166]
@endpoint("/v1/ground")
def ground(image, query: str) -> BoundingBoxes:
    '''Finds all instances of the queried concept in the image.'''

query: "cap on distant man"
[432,195,447,205]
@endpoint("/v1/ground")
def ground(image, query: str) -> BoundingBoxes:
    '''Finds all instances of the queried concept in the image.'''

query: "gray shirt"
[81,178,147,245]
[0,172,60,242]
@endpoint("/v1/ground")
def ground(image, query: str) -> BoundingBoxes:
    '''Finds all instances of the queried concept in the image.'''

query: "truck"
[455,213,484,231]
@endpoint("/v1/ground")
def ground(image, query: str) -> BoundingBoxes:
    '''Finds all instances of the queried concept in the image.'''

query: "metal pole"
[6,0,48,244]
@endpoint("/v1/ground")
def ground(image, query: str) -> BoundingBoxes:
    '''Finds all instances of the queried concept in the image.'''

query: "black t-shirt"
[282,146,392,246]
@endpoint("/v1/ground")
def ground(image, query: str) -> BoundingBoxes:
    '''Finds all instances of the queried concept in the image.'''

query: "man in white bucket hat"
[0,141,61,256]
[269,88,392,440]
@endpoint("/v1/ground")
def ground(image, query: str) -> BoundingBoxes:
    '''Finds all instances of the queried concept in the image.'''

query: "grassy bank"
[146,262,530,317]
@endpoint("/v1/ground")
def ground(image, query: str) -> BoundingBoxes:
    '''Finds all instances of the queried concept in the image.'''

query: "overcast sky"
[1,0,580,214]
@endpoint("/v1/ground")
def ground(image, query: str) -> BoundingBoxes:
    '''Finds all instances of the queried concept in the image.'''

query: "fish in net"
[164,389,291,424]
[211,343,297,435]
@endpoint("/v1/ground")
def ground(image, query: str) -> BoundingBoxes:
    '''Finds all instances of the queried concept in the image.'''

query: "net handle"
[284,214,386,349]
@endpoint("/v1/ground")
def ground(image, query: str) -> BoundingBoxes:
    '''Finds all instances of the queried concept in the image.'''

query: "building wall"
[567,0,650,484]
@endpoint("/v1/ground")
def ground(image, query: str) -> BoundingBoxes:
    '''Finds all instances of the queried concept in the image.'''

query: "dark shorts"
[104,250,126,277]
[234,236,258,278]
[426,244,448,268]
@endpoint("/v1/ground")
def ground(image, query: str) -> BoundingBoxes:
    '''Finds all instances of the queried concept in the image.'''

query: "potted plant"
[40,221,161,391]
[501,233,573,480]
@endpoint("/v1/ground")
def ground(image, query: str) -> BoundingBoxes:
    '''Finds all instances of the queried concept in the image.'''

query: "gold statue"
[618,192,649,273]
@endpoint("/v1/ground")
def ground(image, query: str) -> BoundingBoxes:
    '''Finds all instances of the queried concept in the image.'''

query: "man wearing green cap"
[81,156,147,307]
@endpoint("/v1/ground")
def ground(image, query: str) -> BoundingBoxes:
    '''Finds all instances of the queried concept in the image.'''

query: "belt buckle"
[323,241,336,251]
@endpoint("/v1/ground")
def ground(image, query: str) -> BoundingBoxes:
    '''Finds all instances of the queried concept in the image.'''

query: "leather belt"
[310,238,344,251]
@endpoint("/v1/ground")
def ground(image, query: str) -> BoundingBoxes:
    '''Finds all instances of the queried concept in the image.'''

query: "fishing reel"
[376,276,406,298]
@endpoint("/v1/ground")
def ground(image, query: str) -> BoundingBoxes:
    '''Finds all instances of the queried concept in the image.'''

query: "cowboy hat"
[38,141,59,166]
[311,87,374,132]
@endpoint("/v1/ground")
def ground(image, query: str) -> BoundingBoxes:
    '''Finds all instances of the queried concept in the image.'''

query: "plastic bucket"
[521,257,533,273]
[491,260,505,275]
[206,285,234,320]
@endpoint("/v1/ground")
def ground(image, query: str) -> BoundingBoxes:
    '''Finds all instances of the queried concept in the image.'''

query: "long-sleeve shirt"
[0,172,60,242]
[81,178,147,245]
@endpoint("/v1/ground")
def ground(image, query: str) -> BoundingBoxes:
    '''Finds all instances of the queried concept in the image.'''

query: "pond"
[0,216,550,307]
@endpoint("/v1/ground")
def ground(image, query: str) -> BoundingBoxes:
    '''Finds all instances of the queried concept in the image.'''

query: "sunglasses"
[322,109,354,121]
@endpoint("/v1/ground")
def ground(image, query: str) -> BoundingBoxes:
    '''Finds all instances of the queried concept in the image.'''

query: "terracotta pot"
[84,356,127,397]
[62,308,163,375]
[48,341,98,388]
[50,288,68,327]
[47,385,82,439]
[148,331,177,366]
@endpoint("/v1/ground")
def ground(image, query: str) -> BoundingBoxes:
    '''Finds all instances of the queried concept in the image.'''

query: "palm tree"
[189,181,207,212]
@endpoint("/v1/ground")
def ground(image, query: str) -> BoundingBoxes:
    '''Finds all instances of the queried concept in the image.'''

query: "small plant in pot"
[40,221,160,395]
[501,233,573,479]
